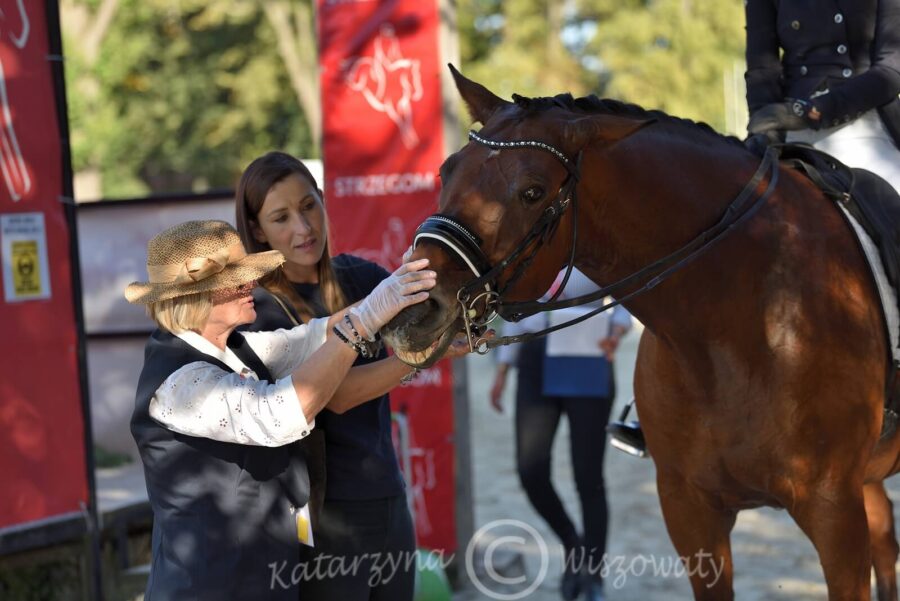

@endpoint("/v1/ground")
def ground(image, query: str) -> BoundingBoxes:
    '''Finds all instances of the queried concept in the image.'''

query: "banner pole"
[317,0,461,557]
[44,1,104,599]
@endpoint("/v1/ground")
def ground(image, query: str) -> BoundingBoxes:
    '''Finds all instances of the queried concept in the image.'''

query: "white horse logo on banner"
[344,25,423,149]
[0,0,30,202]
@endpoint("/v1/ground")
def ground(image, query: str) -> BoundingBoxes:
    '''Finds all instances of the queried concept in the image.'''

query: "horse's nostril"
[386,297,441,332]
[407,297,440,321]
[424,297,441,313]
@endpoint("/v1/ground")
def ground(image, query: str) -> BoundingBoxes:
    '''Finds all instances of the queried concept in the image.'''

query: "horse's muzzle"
[381,295,461,368]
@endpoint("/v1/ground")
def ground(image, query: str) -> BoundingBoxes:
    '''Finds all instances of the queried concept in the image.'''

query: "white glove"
[350,259,435,339]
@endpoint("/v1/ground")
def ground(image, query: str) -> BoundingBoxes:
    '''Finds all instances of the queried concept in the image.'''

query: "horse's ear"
[567,114,655,149]
[449,63,510,125]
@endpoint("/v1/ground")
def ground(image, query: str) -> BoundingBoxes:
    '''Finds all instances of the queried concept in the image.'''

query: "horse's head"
[382,66,651,367]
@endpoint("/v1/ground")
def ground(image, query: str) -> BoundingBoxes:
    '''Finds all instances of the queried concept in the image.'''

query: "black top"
[745,0,900,144]
[248,254,405,501]
[131,330,307,600]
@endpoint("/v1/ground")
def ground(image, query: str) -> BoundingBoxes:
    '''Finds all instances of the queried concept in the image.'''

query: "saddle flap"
[780,143,900,288]
[850,170,900,287]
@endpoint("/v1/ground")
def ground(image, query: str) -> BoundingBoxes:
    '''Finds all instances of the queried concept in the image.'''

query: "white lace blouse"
[148,319,328,447]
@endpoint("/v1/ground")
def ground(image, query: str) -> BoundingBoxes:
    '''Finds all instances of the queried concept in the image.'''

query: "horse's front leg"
[657,473,736,601]
[864,481,899,601]
[788,482,872,600]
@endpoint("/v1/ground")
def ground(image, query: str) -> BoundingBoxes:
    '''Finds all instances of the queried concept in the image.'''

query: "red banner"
[317,0,457,551]
[0,1,89,529]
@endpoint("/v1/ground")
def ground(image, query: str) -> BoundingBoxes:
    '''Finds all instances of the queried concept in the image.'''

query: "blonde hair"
[147,291,213,333]
[235,152,347,322]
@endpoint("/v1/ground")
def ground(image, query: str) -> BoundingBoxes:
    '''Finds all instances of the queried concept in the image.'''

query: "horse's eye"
[520,185,545,204]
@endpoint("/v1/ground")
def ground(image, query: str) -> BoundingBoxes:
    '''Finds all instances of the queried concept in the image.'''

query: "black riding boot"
[606,399,648,458]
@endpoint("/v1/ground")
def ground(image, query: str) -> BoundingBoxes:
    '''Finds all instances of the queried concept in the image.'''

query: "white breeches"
[787,110,900,193]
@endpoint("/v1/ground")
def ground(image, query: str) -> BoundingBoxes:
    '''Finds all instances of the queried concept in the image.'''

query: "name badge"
[295,504,314,547]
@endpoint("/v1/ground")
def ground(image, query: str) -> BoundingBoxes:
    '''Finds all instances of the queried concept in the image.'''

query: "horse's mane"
[512,93,747,150]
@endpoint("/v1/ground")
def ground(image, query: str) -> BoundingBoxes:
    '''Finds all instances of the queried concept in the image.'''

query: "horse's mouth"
[392,320,460,369]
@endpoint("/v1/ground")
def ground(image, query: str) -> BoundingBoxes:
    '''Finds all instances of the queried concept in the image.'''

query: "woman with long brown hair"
[235,151,453,600]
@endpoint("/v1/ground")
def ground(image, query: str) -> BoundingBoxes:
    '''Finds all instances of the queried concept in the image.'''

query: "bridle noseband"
[413,129,780,354]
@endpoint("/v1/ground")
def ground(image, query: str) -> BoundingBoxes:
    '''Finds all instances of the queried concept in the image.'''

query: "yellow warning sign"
[11,239,40,296]
[2,212,51,302]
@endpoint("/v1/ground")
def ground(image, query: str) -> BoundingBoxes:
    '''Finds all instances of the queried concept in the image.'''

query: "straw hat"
[124,220,284,304]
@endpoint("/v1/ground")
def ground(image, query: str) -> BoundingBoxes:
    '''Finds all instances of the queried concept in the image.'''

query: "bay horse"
[381,67,900,600]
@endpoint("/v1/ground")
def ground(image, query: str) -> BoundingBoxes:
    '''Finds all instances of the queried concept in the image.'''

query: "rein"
[414,132,780,352]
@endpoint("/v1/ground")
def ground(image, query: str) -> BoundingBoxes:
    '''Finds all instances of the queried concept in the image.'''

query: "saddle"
[778,144,900,432]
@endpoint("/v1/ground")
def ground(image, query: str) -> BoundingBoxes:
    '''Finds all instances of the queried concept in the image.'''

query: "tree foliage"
[458,0,592,101]
[62,0,746,199]
[63,0,316,198]
[579,0,746,131]
[459,0,745,132]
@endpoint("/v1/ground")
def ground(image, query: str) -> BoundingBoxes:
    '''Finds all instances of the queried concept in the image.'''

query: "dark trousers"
[514,340,614,573]
[296,494,416,601]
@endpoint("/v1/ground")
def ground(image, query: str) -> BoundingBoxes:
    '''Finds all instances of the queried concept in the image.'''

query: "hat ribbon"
[147,243,247,284]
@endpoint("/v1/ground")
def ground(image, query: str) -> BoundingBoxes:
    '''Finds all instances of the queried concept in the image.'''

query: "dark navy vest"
[131,330,308,600]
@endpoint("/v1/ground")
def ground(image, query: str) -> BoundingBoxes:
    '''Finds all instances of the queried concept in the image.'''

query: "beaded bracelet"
[344,314,365,344]
[334,320,380,358]
[344,314,383,359]
[332,325,361,354]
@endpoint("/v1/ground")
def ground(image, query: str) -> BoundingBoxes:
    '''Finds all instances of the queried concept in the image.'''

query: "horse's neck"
[575,138,766,337]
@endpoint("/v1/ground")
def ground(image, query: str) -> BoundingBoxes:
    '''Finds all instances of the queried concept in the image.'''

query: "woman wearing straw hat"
[125,219,435,600]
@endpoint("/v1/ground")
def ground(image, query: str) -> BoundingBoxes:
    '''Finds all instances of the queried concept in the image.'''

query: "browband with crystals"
[468,130,574,173]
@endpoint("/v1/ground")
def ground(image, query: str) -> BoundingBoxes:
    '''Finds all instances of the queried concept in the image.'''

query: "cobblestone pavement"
[453,325,900,600]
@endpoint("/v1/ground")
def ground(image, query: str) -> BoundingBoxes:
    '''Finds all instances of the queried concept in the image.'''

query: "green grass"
[93,446,133,469]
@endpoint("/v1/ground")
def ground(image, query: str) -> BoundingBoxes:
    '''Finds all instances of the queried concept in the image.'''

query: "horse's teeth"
[394,343,437,367]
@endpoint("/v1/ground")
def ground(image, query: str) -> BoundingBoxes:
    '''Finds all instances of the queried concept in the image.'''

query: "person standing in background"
[489,269,632,601]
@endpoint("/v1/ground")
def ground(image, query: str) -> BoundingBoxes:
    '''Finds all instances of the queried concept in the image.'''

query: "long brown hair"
[235,151,347,322]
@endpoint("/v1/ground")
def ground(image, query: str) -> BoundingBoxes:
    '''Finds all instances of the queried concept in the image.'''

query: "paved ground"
[452,324,900,600]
